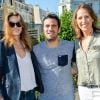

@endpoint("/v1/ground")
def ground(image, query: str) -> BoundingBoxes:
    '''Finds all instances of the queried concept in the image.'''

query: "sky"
[25,0,58,13]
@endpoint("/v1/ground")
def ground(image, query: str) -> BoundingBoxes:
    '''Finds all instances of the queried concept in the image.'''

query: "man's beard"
[46,36,58,42]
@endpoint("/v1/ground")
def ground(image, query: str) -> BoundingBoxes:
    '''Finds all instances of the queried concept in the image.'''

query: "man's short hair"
[43,13,60,28]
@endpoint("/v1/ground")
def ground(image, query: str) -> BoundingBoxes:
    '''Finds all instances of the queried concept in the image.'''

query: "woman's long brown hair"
[3,12,32,51]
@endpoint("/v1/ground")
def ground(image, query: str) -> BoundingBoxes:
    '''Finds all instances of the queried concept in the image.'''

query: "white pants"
[78,86,100,100]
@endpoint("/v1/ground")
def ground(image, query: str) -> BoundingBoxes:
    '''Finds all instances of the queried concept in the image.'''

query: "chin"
[82,29,88,32]
[13,34,20,36]
[13,32,20,35]
[47,38,57,42]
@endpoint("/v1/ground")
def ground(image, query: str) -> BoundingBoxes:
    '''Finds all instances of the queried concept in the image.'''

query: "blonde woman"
[72,4,100,100]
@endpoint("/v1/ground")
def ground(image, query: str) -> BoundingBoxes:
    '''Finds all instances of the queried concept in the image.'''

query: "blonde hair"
[3,12,32,51]
[72,3,98,39]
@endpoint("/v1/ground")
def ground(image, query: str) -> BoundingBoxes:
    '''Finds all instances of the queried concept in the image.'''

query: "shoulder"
[62,39,74,44]
[61,39,74,47]
[33,41,45,52]
[34,42,45,48]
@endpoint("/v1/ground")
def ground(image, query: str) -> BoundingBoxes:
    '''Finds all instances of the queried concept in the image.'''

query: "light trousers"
[78,86,100,100]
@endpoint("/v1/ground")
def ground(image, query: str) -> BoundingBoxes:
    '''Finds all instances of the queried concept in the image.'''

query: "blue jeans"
[19,89,36,100]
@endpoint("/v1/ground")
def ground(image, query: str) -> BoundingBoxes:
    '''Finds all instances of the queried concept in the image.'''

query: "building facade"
[0,0,50,41]
[33,5,49,34]
[0,0,34,32]
[59,0,100,17]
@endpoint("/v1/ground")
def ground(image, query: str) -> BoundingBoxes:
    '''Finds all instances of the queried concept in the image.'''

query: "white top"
[16,51,37,91]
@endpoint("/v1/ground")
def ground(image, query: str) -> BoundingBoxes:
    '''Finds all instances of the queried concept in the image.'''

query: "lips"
[47,32,54,34]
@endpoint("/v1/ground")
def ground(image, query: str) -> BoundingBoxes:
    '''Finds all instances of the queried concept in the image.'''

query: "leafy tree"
[97,18,100,26]
[59,9,74,41]
[40,32,45,42]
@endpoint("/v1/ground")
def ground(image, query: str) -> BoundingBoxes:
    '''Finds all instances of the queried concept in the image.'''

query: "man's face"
[43,18,60,41]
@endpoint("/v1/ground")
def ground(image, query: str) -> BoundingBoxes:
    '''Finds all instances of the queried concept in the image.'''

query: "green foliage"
[73,74,78,89]
[97,18,100,26]
[31,37,39,46]
[59,10,74,41]
[40,32,45,42]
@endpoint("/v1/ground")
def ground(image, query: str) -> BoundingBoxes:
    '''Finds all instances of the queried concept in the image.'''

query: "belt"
[83,85,100,88]
[21,89,35,96]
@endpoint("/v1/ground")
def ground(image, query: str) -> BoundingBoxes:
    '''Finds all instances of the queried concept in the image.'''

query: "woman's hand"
[71,67,77,75]
[0,96,4,100]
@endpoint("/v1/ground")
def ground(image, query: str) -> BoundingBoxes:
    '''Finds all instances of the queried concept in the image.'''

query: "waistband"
[21,88,35,96]
[82,85,100,88]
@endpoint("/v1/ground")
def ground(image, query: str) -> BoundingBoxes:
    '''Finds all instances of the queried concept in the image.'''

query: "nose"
[14,24,18,28]
[82,17,86,23]
[48,26,53,30]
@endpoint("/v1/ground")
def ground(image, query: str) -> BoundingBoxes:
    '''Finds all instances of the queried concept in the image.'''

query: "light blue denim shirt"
[75,32,100,86]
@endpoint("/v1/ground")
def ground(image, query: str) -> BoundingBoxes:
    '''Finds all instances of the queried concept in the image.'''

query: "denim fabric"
[19,89,36,100]
[0,40,44,100]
